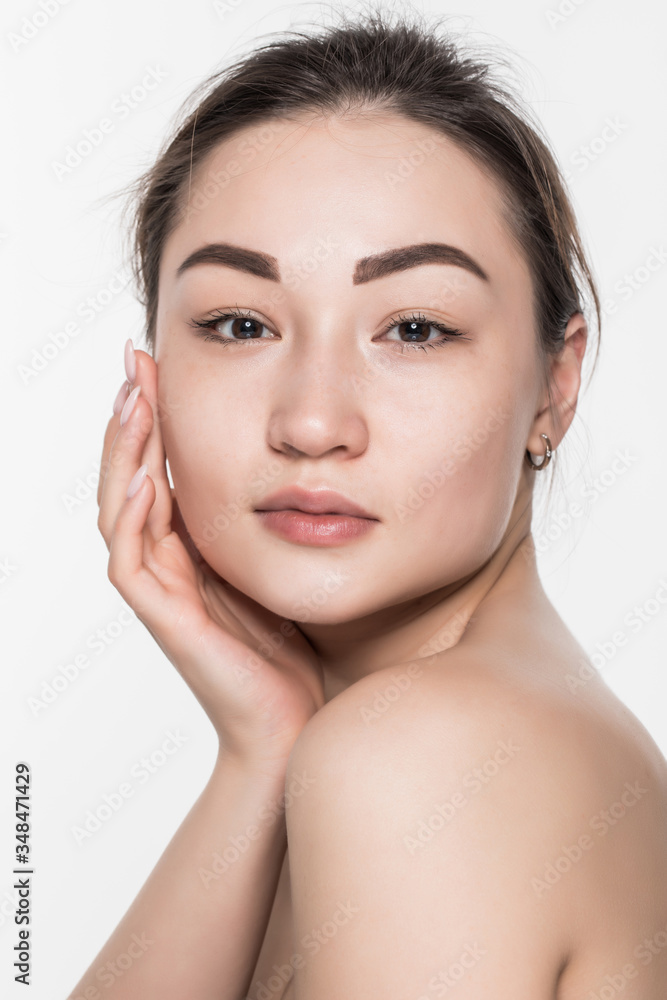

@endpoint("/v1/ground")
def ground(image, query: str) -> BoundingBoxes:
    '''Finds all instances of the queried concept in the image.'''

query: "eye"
[188,307,469,352]
[188,306,273,344]
[378,312,468,352]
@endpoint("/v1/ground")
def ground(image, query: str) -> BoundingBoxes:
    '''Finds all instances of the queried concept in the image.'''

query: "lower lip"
[255,509,377,545]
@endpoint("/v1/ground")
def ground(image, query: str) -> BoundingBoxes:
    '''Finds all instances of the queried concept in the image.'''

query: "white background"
[2,0,666,996]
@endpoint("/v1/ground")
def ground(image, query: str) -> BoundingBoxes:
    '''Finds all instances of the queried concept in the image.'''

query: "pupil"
[233,318,259,339]
[402,321,427,342]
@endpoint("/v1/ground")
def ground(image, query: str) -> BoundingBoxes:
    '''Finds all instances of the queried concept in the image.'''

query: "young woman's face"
[154,113,544,625]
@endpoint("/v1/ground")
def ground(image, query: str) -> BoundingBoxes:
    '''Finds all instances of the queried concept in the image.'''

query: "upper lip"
[255,486,377,519]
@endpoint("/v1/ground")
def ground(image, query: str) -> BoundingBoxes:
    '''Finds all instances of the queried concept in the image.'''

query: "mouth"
[254,508,377,546]
[253,488,378,546]
[254,487,378,520]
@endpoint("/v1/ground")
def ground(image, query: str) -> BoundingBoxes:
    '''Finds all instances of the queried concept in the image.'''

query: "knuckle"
[123,407,152,447]
[99,452,115,475]
[106,558,121,589]
[136,409,154,437]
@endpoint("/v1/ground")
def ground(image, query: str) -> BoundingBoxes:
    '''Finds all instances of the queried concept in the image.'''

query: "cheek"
[157,376,284,551]
[158,375,229,503]
[393,389,522,566]
[159,359,249,472]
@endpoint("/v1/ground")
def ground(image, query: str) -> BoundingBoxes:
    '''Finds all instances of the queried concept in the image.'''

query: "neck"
[298,486,543,703]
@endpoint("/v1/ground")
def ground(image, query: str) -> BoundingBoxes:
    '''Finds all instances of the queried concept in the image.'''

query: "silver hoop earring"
[525,433,553,470]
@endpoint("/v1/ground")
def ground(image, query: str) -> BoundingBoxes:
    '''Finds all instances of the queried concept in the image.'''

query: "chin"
[268,589,361,627]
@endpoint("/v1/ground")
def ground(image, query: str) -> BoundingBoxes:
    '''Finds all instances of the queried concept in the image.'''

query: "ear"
[526,312,588,456]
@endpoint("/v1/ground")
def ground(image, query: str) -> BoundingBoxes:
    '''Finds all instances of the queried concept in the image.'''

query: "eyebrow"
[175,241,489,285]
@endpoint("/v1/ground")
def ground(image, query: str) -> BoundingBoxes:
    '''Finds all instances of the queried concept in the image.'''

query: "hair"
[118,2,601,516]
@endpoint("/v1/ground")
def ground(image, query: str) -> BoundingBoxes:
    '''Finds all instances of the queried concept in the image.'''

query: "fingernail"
[124,338,136,384]
[113,381,130,415]
[120,384,141,426]
[127,463,148,499]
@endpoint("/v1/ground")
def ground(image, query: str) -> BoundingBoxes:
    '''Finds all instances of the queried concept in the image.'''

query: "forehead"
[160,112,531,301]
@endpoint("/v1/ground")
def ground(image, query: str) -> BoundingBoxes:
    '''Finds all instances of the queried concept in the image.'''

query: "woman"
[71,8,667,999]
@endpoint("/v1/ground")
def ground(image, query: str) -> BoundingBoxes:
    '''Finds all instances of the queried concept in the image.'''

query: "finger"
[106,468,168,628]
[97,380,130,508]
[97,387,155,549]
[131,348,175,541]
[108,472,223,674]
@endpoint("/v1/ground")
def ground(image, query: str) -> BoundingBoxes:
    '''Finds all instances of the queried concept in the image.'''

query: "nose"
[266,346,370,460]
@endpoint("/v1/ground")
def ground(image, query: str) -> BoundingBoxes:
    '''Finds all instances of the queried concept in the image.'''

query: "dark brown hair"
[120,4,601,489]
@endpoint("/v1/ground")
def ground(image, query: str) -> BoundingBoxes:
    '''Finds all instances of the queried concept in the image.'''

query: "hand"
[97,343,325,774]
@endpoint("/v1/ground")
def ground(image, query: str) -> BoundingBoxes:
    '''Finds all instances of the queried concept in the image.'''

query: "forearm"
[67,751,289,1000]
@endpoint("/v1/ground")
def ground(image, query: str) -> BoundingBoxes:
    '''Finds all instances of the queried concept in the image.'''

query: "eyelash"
[188,306,468,353]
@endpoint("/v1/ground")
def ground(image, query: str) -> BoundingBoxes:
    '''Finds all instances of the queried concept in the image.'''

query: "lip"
[254,486,379,547]
[254,487,378,520]
[255,509,376,546]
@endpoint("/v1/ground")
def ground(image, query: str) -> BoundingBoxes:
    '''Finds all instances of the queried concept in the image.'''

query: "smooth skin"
[79,112,667,999]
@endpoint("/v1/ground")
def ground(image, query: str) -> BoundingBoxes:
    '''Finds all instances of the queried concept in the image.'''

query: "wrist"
[214,743,291,788]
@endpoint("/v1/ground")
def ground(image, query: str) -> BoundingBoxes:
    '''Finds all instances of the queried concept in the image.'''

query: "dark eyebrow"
[175,241,489,284]
[176,243,280,281]
[353,242,488,284]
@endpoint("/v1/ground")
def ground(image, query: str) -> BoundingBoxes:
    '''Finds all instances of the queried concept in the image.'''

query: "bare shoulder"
[285,649,667,998]
[289,642,667,820]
